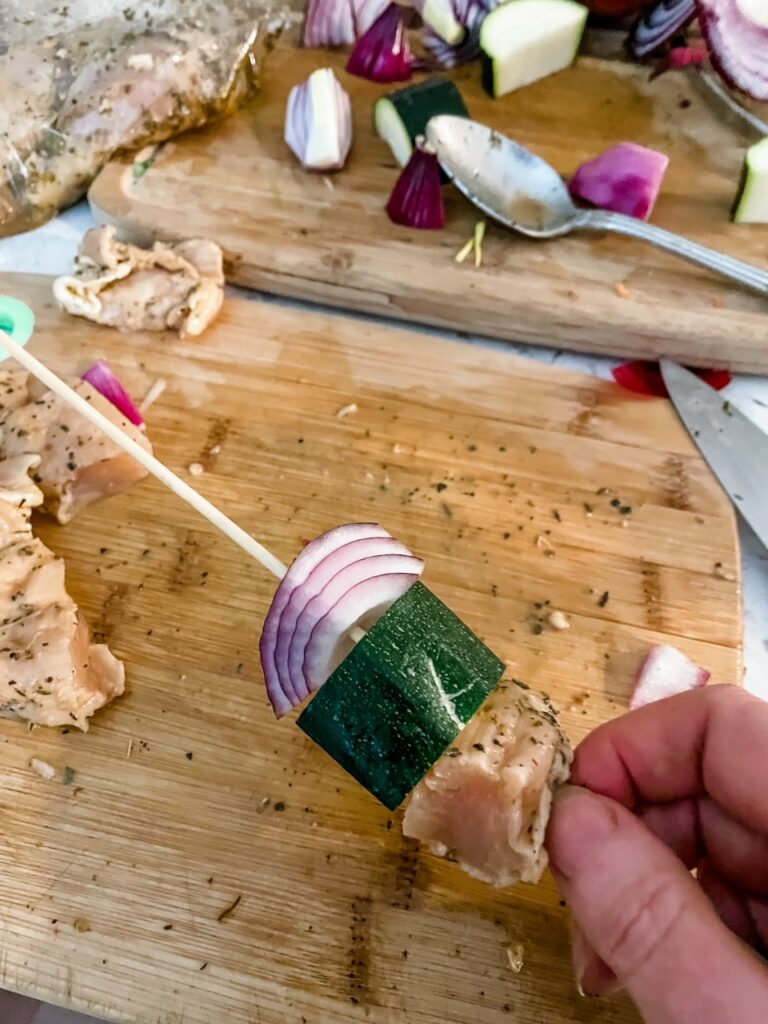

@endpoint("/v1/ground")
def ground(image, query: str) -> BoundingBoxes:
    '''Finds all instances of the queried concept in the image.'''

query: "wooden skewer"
[0,331,288,581]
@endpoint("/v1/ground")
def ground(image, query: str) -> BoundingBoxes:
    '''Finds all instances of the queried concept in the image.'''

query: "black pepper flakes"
[598,591,610,608]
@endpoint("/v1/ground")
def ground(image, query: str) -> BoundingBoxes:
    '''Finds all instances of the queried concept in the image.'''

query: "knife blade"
[660,359,768,552]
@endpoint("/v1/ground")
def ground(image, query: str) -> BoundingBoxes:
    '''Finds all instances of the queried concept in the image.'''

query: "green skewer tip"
[0,296,35,359]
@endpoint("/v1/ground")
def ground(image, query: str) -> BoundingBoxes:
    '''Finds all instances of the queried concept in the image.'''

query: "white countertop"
[0,203,766,1023]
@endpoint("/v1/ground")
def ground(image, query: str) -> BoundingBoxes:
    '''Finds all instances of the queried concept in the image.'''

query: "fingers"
[697,861,763,950]
[548,785,768,1024]
[572,685,768,835]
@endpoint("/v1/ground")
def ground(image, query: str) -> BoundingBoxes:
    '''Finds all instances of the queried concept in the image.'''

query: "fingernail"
[548,785,622,880]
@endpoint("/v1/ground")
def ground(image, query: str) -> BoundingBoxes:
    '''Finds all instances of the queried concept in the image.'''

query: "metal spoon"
[426,116,768,298]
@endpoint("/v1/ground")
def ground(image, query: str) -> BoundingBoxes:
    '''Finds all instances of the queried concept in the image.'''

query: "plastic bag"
[0,0,284,237]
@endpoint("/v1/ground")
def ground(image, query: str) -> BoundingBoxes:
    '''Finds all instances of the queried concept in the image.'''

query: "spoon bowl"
[426,115,578,237]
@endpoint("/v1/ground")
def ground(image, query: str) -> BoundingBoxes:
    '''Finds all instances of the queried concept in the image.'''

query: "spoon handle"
[577,209,768,298]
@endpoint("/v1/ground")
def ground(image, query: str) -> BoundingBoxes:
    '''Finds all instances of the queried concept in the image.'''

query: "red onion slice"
[288,553,424,698]
[629,0,696,58]
[630,644,710,709]
[260,523,390,715]
[82,361,144,427]
[303,569,423,690]
[275,536,411,701]
[696,0,768,100]
[303,0,390,47]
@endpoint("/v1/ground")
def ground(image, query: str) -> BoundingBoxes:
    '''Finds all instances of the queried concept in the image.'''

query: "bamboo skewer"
[0,328,288,582]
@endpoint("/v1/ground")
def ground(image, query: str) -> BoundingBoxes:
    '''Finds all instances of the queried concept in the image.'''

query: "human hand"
[546,684,768,1024]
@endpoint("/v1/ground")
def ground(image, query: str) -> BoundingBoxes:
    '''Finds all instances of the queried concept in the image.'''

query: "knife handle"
[577,209,768,298]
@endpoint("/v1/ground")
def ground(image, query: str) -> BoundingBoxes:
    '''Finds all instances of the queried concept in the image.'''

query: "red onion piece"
[260,523,390,715]
[285,68,353,172]
[386,147,445,229]
[275,536,411,701]
[629,0,696,58]
[569,143,670,221]
[291,553,424,695]
[630,644,710,709]
[81,361,144,427]
[612,360,732,397]
[695,0,768,100]
[347,3,413,83]
[304,0,390,46]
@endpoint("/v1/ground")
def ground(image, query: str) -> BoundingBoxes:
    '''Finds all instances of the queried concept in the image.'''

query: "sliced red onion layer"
[612,360,732,397]
[275,536,411,701]
[630,644,710,709]
[260,524,423,717]
[569,142,670,221]
[285,68,353,172]
[294,554,424,693]
[81,361,144,427]
[629,0,696,58]
[304,0,390,46]
[347,3,413,83]
[422,0,498,66]
[696,0,768,100]
[386,146,445,229]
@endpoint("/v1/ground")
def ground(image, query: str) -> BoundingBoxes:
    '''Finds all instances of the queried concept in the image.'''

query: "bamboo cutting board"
[0,274,740,1024]
[89,38,768,373]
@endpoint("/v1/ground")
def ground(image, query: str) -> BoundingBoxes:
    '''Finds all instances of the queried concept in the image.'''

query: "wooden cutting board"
[89,37,768,373]
[0,274,740,1024]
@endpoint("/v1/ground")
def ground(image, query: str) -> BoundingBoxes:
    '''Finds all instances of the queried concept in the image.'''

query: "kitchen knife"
[660,359,768,552]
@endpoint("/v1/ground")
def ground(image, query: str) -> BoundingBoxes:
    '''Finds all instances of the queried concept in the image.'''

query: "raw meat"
[54,227,224,338]
[403,680,572,887]
[0,1,280,236]
[0,366,151,524]
[0,452,124,729]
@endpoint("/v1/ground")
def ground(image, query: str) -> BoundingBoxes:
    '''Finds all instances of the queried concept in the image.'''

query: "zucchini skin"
[298,582,505,810]
[480,54,496,98]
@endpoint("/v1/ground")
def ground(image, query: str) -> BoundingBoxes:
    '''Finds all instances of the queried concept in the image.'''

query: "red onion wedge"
[295,554,424,694]
[260,524,423,717]
[347,3,413,83]
[695,0,768,100]
[630,644,710,709]
[569,142,670,221]
[275,536,411,702]
[612,360,732,397]
[261,524,390,714]
[422,0,498,67]
[304,0,390,46]
[629,0,696,58]
[285,68,353,172]
[82,361,144,427]
[386,145,445,229]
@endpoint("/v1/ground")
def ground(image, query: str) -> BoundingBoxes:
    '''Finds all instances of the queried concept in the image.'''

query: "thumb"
[547,786,768,1024]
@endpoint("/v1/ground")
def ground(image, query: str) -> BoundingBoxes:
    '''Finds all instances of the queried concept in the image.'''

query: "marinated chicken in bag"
[0,0,283,237]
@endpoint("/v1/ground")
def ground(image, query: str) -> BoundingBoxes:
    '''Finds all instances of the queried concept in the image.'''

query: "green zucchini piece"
[480,0,588,99]
[298,582,504,810]
[733,137,768,224]
[375,78,469,167]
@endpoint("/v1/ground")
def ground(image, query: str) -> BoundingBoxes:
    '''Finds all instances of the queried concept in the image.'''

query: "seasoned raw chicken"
[0,1,278,235]
[54,227,224,337]
[0,367,151,524]
[0,455,124,729]
[403,680,572,888]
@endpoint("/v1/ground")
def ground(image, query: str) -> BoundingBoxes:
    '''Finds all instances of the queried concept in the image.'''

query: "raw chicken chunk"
[0,456,123,729]
[403,680,572,888]
[54,226,224,337]
[0,367,151,524]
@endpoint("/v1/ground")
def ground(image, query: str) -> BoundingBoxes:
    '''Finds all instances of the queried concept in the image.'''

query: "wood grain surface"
[0,273,741,1024]
[88,39,768,373]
